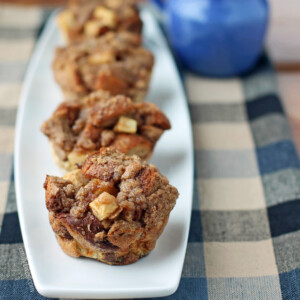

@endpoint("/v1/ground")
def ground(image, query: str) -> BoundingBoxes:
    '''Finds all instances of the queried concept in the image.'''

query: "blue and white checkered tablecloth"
[0,4,299,300]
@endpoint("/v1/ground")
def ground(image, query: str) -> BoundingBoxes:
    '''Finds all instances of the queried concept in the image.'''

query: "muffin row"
[42,0,179,265]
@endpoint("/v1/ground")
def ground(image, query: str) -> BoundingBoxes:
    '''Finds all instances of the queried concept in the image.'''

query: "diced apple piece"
[93,6,117,28]
[84,20,102,37]
[57,10,75,42]
[57,10,75,30]
[88,52,115,64]
[67,152,87,166]
[114,116,137,134]
[63,169,89,188]
[89,192,119,221]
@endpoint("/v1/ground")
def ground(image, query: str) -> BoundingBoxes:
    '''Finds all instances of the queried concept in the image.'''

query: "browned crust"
[54,218,152,265]
[111,133,153,161]
[56,235,81,258]
[54,216,169,265]
[89,95,134,126]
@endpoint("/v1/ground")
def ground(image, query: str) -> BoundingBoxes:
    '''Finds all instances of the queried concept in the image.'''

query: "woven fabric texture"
[0,5,299,300]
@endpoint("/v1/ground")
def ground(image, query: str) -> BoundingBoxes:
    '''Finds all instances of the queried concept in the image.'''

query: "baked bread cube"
[57,0,142,43]
[44,148,179,265]
[41,91,170,170]
[53,32,154,102]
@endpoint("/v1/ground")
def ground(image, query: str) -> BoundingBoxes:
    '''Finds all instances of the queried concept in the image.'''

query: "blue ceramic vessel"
[152,0,269,77]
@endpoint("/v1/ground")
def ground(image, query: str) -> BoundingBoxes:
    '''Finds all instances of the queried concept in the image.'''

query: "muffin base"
[52,215,169,265]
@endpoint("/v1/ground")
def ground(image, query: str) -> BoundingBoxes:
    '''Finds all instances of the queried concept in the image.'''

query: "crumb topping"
[58,0,143,43]
[41,93,170,162]
[53,32,153,101]
[44,148,178,254]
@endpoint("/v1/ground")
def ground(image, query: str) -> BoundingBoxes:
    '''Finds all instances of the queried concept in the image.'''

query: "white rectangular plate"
[14,9,194,299]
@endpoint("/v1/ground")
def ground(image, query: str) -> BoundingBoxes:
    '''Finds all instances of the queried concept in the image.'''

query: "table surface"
[0,1,298,299]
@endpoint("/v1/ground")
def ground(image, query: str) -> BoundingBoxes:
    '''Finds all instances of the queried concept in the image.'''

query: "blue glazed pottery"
[151,0,269,77]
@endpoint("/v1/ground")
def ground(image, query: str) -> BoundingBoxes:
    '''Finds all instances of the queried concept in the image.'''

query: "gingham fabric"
[0,4,299,300]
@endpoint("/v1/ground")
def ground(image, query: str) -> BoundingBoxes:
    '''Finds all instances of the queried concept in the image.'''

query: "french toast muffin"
[57,0,142,43]
[41,92,171,171]
[44,148,179,265]
[53,32,154,102]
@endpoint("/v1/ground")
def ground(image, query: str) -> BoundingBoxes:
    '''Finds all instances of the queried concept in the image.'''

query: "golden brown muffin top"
[41,92,170,161]
[53,32,154,99]
[58,0,143,42]
[44,148,178,252]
